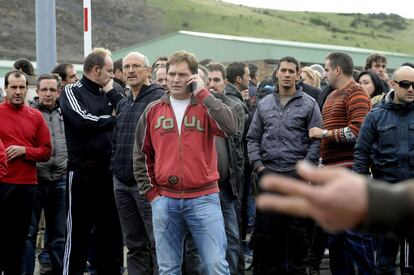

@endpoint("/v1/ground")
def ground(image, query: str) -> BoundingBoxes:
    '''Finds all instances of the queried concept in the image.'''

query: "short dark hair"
[226,62,247,84]
[51,63,74,82]
[326,52,354,77]
[4,70,28,88]
[276,56,301,72]
[83,48,111,73]
[365,53,387,70]
[37,73,61,89]
[199,58,213,67]
[166,51,198,74]
[356,70,385,98]
[13,58,35,76]
[248,63,258,79]
[113,59,123,73]
[206,62,226,79]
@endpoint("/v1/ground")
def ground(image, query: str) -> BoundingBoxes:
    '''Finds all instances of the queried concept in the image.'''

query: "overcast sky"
[223,0,414,19]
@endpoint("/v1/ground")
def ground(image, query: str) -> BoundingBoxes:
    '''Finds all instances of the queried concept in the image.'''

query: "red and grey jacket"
[133,89,239,202]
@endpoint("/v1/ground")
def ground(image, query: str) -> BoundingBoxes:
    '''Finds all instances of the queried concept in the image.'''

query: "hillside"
[1,0,413,63]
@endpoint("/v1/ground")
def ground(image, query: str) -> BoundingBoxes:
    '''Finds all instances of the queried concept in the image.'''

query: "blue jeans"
[22,178,66,275]
[151,193,230,275]
[328,230,376,275]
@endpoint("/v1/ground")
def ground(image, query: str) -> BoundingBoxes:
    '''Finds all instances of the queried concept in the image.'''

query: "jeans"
[220,188,242,275]
[113,176,157,275]
[22,178,66,275]
[328,230,376,275]
[151,193,230,275]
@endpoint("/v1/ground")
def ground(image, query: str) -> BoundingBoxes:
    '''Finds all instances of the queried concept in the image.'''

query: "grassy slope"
[146,0,414,55]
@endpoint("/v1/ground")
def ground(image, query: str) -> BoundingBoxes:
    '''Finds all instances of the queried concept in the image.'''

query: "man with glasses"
[112,52,164,274]
[59,48,124,275]
[354,65,414,274]
[22,73,68,275]
[0,70,51,274]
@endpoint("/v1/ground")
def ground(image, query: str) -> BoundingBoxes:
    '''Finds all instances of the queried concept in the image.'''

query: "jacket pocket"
[377,124,398,147]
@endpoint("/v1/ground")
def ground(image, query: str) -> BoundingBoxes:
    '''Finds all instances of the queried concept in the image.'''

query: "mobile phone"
[187,65,199,93]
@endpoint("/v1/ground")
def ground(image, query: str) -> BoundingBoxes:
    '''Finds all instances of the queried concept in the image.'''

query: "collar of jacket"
[274,86,303,99]
[30,97,60,112]
[126,83,153,102]
[80,75,102,94]
[224,83,244,101]
[383,90,414,112]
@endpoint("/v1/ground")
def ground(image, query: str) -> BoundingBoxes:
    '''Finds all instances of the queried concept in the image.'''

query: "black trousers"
[252,170,310,275]
[0,183,36,275]
[63,168,123,275]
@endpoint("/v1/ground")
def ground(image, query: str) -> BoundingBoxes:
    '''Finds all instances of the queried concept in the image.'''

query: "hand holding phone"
[187,65,199,93]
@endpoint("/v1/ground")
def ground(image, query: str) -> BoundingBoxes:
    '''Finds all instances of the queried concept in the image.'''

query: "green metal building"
[112,30,414,70]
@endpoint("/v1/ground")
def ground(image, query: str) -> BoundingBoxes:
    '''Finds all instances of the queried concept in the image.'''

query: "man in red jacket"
[133,51,239,275]
[0,70,51,274]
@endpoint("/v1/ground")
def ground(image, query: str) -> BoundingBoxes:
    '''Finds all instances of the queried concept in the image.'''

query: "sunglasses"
[394,80,414,89]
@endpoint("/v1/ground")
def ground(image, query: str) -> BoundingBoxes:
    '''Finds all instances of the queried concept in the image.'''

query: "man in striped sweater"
[309,52,375,275]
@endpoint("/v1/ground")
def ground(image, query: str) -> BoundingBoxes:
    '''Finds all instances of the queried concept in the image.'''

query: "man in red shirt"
[0,70,51,274]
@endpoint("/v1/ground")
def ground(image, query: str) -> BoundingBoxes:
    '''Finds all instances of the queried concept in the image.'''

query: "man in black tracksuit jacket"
[59,48,124,275]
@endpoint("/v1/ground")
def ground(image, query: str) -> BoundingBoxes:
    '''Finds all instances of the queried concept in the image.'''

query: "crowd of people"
[0,48,414,275]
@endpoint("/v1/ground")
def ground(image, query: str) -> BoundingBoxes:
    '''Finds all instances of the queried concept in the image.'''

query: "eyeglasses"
[123,64,147,71]
[39,87,58,93]
[394,80,414,89]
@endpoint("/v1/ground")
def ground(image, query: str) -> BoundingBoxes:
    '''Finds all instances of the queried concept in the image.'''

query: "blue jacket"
[354,91,414,183]
[247,89,322,172]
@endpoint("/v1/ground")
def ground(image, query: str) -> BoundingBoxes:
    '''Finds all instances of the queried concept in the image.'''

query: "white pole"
[83,0,92,57]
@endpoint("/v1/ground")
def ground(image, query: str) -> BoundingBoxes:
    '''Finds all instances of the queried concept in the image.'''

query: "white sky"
[223,0,414,19]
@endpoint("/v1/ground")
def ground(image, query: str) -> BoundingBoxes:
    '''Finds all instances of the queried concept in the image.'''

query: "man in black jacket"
[60,48,124,275]
[354,65,414,274]
[112,52,164,274]
[208,62,246,275]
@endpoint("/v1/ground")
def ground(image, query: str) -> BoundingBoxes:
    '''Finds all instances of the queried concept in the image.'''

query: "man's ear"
[92,65,100,75]
[224,79,228,86]
[236,75,242,85]
[335,66,341,75]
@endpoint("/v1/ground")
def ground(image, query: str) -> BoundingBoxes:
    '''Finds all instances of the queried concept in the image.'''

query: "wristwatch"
[321,129,328,138]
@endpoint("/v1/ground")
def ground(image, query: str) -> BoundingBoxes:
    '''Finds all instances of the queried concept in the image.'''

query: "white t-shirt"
[170,96,191,135]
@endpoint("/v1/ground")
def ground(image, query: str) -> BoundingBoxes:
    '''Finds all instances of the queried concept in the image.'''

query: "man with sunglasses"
[354,65,414,274]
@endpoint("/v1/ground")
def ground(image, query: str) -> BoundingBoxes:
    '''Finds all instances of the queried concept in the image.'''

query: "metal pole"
[35,0,57,74]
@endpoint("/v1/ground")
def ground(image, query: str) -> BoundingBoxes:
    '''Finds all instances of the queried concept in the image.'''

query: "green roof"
[112,31,414,69]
